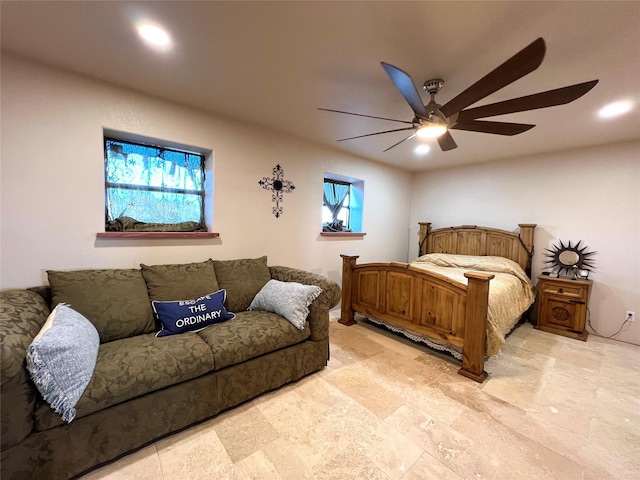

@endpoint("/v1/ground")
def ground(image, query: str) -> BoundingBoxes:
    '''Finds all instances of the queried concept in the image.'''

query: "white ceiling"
[2,1,639,172]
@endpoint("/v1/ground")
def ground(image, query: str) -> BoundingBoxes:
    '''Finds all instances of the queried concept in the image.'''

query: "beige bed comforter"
[410,253,535,356]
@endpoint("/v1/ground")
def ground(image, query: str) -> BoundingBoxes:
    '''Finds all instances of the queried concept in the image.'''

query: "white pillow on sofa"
[26,303,99,423]
[248,279,322,330]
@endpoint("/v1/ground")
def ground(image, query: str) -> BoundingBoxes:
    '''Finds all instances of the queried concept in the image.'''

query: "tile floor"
[81,314,640,480]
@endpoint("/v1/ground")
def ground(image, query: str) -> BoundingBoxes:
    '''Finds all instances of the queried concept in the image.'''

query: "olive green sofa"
[0,257,340,480]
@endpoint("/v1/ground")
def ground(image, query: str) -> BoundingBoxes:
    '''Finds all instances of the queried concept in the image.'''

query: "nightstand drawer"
[541,284,586,299]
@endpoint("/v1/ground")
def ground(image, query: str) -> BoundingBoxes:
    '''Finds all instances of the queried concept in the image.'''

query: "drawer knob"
[558,288,564,294]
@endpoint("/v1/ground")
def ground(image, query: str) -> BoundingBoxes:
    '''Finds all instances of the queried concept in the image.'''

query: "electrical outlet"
[626,311,635,322]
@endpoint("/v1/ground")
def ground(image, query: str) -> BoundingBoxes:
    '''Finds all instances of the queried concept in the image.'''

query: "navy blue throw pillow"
[152,289,235,338]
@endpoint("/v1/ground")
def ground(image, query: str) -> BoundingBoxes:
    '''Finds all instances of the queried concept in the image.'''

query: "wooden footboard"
[340,255,494,381]
[339,222,536,382]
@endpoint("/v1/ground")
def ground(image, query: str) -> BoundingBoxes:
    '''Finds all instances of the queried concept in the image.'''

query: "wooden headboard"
[418,223,536,276]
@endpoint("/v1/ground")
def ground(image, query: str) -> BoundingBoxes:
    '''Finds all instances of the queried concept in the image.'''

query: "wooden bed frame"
[339,222,536,382]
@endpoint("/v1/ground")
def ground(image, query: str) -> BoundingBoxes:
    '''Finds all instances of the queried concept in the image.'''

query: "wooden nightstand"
[536,275,592,341]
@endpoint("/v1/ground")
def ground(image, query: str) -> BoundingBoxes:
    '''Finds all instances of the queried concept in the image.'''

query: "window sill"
[96,232,220,239]
[320,232,366,237]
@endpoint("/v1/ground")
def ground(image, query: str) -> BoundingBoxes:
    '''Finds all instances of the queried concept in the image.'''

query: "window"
[323,179,351,230]
[104,137,207,232]
[322,174,364,233]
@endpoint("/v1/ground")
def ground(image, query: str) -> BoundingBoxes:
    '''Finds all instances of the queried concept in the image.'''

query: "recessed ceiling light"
[414,144,431,155]
[137,24,172,49]
[598,101,633,119]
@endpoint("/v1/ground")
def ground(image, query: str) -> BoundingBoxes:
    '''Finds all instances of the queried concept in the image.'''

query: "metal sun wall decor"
[544,239,596,278]
[258,164,295,218]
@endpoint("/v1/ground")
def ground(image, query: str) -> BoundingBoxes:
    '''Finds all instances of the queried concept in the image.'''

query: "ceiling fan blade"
[381,62,429,119]
[318,108,414,125]
[437,131,458,151]
[439,38,546,118]
[456,80,599,121]
[451,120,535,136]
[383,133,416,152]
[337,126,416,142]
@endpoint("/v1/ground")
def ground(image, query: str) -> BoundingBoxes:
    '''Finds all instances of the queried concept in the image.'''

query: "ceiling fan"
[319,38,598,152]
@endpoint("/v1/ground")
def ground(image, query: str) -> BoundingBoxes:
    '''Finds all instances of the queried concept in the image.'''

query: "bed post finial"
[418,222,432,256]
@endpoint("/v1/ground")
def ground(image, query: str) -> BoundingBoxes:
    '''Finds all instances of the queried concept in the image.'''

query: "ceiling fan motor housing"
[423,78,444,95]
[422,79,446,121]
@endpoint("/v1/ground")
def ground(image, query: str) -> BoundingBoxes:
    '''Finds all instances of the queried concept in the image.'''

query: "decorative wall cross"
[258,164,295,218]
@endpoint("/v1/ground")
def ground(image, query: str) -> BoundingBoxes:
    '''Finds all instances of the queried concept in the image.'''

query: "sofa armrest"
[269,266,341,341]
[0,289,50,451]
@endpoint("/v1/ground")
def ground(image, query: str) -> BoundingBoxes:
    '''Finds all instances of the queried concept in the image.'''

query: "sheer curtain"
[323,182,349,222]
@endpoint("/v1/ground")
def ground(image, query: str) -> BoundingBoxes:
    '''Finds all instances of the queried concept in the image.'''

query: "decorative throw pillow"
[152,289,235,338]
[212,256,272,311]
[141,259,219,301]
[249,279,322,330]
[26,304,100,423]
[47,268,155,343]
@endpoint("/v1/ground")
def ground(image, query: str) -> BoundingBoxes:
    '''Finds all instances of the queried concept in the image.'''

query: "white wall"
[3,54,638,345]
[410,142,640,345]
[0,54,412,289]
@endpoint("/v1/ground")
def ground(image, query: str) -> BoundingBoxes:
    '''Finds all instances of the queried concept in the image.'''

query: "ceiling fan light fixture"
[416,123,448,139]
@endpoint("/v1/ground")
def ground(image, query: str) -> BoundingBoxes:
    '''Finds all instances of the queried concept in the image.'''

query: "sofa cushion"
[153,290,235,338]
[34,331,215,431]
[47,269,155,343]
[212,256,271,312]
[26,304,99,423]
[197,310,310,370]
[249,279,322,330]
[141,259,219,301]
